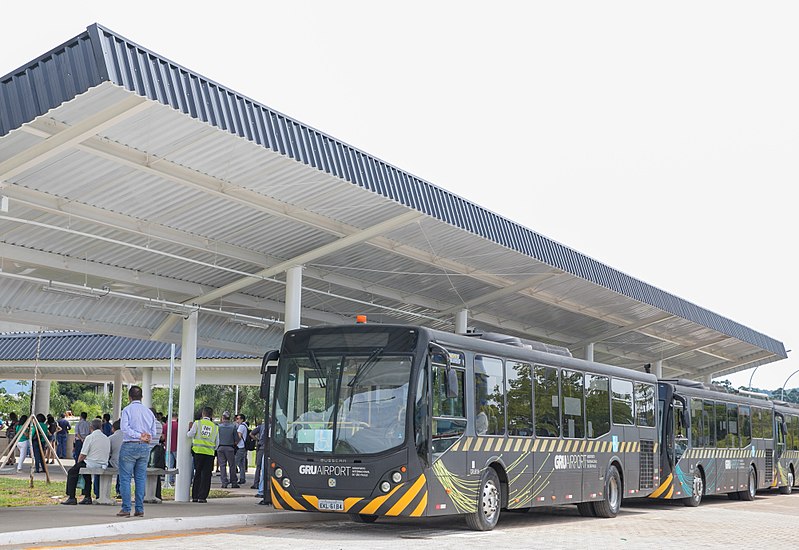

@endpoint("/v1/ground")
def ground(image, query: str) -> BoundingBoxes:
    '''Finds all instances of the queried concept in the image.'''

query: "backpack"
[244,426,256,451]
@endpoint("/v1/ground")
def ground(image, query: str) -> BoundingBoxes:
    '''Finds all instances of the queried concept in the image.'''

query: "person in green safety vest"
[186,406,218,503]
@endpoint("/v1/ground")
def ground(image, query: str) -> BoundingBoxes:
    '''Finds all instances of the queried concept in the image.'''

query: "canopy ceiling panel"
[0,23,787,383]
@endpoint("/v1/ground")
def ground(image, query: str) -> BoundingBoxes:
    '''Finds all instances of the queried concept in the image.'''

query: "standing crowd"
[3,389,269,515]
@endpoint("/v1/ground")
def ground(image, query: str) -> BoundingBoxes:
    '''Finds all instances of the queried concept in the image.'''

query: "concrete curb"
[0,511,333,546]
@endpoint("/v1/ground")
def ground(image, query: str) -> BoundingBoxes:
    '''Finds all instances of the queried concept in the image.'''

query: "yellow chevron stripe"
[271,486,282,509]
[665,486,674,499]
[580,440,587,452]
[514,438,523,452]
[387,475,427,516]
[523,439,532,452]
[649,473,673,498]
[360,482,406,515]
[463,437,473,451]
[271,477,306,511]
[497,438,505,452]
[532,439,541,452]
[410,491,428,517]
[451,439,462,452]
[473,438,483,452]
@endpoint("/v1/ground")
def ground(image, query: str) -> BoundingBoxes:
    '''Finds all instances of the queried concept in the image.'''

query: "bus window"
[474,355,505,436]
[703,400,715,446]
[506,361,533,436]
[716,402,728,448]
[739,406,751,447]
[690,398,703,448]
[792,415,799,450]
[611,379,634,425]
[432,352,466,454]
[534,365,560,437]
[727,404,739,448]
[763,408,773,439]
[752,408,763,439]
[585,374,610,438]
[561,369,584,439]
[634,382,656,428]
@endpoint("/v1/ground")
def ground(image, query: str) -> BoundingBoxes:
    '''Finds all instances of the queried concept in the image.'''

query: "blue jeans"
[56,434,67,459]
[119,442,150,513]
[167,451,177,483]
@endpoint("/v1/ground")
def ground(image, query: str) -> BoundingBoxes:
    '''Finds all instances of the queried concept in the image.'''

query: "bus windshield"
[273,350,413,455]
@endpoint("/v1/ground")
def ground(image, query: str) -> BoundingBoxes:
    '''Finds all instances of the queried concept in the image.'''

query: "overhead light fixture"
[41,284,109,299]
[143,301,195,316]
[228,316,279,330]
[1,196,8,213]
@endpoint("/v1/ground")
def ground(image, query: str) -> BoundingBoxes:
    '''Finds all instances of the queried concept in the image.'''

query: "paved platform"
[0,459,330,547]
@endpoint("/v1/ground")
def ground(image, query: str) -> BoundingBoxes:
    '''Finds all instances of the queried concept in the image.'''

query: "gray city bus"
[262,322,660,530]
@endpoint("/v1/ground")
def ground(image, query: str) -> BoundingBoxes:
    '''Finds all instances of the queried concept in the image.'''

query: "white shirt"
[81,429,111,468]
[235,423,247,449]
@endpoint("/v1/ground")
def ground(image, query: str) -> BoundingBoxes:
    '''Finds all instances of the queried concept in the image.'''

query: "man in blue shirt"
[118,385,158,518]
[56,413,70,459]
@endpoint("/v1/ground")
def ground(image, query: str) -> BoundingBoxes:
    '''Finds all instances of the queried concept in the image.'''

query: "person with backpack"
[234,413,249,486]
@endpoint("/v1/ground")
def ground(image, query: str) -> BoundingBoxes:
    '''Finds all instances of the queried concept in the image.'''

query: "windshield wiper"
[307,350,327,388]
[347,347,383,408]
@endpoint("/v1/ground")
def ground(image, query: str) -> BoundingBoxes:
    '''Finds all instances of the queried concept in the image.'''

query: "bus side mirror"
[446,369,459,399]
[260,349,279,399]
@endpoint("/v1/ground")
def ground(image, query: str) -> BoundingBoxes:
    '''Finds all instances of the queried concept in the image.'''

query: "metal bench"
[79,466,178,505]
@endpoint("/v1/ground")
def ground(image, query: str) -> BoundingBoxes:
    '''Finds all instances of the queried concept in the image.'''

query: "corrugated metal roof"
[0,23,788,382]
[0,331,255,361]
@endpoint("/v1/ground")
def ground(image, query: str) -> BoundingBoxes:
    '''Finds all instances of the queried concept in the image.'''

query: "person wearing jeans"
[118,386,158,517]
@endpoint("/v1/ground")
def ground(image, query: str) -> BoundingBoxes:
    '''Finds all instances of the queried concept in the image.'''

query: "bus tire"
[738,465,757,501]
[592,465,622,518]
[577,502,596,517]
[779,470,794,495]
[683,468,704,507]
[349,513,379,523]
[465,468,501,531]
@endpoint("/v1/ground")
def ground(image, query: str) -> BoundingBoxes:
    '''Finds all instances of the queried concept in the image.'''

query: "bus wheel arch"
[592,462,623,518]
[465,466,502,531]
[683,466,705,507]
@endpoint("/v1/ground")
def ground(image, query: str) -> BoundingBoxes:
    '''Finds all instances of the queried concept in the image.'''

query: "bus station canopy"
[0,24,788,384]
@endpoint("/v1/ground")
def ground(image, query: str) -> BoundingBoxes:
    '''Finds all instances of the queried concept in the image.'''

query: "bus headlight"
[282,477,291,488]
[274,467,284,479]
[391,471,402,483]
[380,481,391,493]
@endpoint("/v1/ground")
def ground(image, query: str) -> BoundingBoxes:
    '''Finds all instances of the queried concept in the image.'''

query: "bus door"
[775,413,788,488]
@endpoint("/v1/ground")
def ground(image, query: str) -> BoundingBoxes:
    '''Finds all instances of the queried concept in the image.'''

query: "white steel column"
[455,309,468,334]
[33,380,51,415]
[112,370,123,420]
[703,373,713,386]
[285,265,303,332]
[175,310,198,502]
[654,360,663,379]
[584,342,594,362]
[141,367,153,408]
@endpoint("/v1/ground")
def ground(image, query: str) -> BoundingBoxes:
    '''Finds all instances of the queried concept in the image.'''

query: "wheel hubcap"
[608,476,619,510]
[482,480,499,520]
[693,474,703,502]
[749,471,756,496]
[790,472,795,487]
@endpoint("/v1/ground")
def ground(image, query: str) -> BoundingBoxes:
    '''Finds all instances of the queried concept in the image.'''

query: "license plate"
[318,499,345,511]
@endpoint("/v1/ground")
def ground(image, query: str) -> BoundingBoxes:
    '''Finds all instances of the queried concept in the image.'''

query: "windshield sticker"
[315,429,333,452]
[298,429,314,443]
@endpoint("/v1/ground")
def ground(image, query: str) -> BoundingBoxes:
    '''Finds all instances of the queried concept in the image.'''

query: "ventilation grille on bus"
[639,440,655,490]
[765,449,773,484]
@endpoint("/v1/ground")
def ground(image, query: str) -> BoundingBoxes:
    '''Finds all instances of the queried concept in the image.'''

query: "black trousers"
[66,460,91,498]
[191,452,214,500]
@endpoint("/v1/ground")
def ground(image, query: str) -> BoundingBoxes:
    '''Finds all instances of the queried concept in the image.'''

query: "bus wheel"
[779,470,794,495]
[683,469,704,507]
[465,468,501,531]
[577,502,596,517]
[592,465,621,518]
[738,465,757,501]
[349,513,379,523]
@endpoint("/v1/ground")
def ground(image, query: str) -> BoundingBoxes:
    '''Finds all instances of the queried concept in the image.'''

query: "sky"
[1,1,797,390]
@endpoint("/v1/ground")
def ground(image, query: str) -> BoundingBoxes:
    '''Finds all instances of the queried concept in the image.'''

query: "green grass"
[0,477,232,507]
[0,477,67,507]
